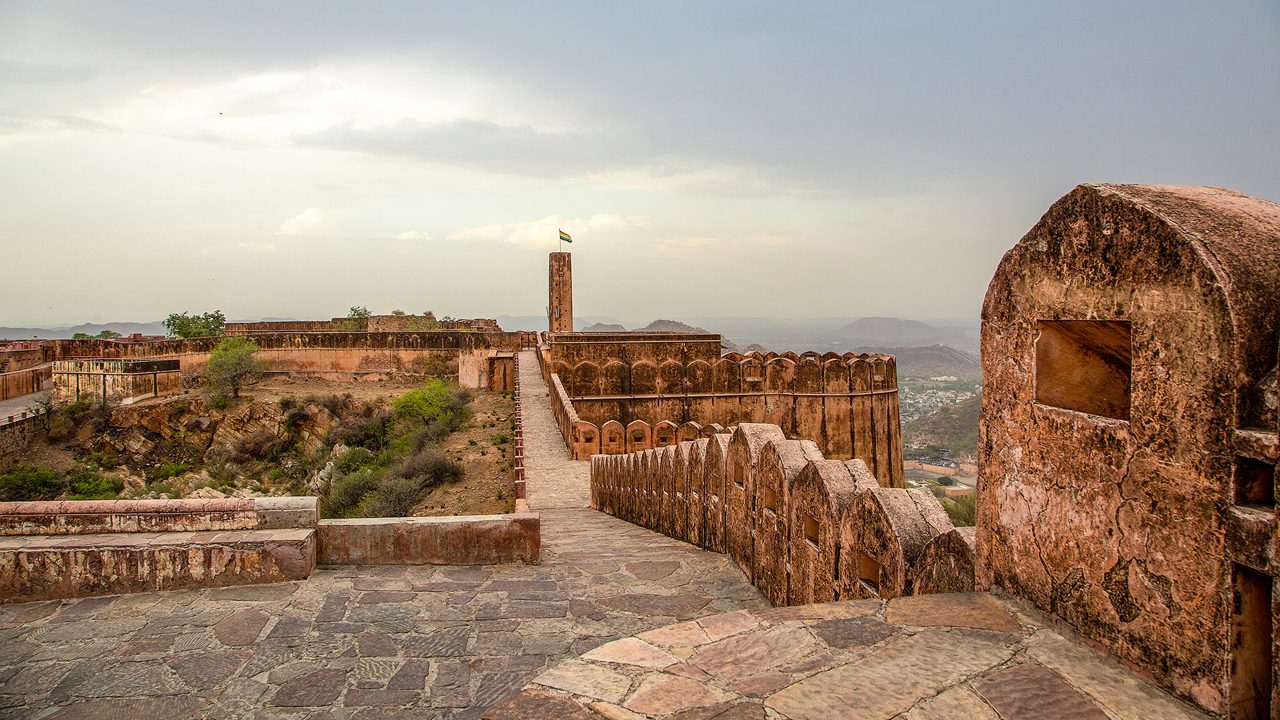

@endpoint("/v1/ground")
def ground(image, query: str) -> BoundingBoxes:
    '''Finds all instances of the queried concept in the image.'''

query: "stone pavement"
[483,592,1211,720]
[518,350,590,509]
[0,358,768,718]
[0,508,767,719]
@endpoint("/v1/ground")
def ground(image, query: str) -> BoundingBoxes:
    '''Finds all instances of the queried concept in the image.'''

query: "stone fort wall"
[45,331,527,391]
[544,347,904,487]
[589,423,969,608]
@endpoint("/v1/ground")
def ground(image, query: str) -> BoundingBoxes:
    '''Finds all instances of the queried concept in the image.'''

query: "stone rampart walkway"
[518,350,589,510]
[0,353,766,718]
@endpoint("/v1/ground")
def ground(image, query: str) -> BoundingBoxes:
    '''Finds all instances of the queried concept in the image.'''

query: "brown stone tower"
[548,251,573,333]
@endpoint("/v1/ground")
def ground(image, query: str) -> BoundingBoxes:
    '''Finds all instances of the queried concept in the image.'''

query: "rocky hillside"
[904,394,981,457]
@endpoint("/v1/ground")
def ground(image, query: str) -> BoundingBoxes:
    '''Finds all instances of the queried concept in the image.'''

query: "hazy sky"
[1,2,1277,327]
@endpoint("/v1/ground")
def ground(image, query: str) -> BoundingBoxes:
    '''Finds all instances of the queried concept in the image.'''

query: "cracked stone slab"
[886,593,1022,633]
[973,662,1110,719]
[901,686,1000,719]
[624,672,734,715]
[582,637,677,668]
[534,659,633,703]
[765,629,1014,719]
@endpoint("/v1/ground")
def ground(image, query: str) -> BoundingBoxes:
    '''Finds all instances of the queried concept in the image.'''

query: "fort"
[0,183,1275,718]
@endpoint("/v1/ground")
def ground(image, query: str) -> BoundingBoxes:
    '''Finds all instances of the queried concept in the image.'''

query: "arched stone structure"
[702,433,731,553]
[788,459,859,605]
[751,439,816,606]
[980,184,1280,714]
[725,424,786,580]
[686,438,708,547]
[625,420,652,454]
[909,526,976,595]
[653,420,678,448]
[601,420,626,455]
[671,442,691,542]
[837,487,952,601]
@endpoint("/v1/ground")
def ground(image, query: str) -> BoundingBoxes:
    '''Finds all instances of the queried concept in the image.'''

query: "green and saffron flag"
[559,229,573,243]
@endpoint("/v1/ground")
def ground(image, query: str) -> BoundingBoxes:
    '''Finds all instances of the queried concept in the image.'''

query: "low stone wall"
[591,423,972,607]
[316,513,540,565]
[0,496,317,535]
[0,409,46,471]
[0,497,320,603]
[0,529,315,603]
[0,364,52,401]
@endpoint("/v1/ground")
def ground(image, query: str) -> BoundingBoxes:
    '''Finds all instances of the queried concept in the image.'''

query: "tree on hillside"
[342,306,371,331]
[164,310,226,338]
[71,330,122,340]
[205,337,263,401]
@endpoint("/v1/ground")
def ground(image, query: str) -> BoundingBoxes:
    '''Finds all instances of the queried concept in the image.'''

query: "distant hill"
[581,323,627,332]
[0,321,167,340]
[865,345,980,380]
[838,317,974,348]
[638,319,710,334]
[904,394,981,458]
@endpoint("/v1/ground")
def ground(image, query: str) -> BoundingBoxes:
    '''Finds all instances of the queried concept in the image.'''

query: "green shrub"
[67,471,123,500]
[939,494,976,527]
[205,336,263,400]
[358,477,422,517]
[148,481,180,498]
[490,433,510,445]
[0,465,66,501]
[387,448,463,489]
[392,380,472,433]
[321,469,380,518]
[151,461,192,481]
[334,447,375,474]
[329,409,392,449]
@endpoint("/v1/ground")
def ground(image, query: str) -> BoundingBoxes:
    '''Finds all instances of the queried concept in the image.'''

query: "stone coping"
[482,592,1208,719]
[0,527,315,549]
[0,496,319,535]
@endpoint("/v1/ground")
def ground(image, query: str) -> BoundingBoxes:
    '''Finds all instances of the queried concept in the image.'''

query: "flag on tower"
[559,229,573,243]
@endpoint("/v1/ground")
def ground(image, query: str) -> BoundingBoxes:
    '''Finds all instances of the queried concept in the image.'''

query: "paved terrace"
[0,353,1208,718]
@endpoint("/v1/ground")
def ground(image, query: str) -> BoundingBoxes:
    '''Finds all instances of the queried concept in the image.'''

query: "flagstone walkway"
[0,353,766,719]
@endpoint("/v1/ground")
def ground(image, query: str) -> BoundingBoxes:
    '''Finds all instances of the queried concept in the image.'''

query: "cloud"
[200,242,277,256]
[392,230,433,241]
[295,118,647,179]
[276,208,327,236]
[654,236,719,253]
[448,214,648,249]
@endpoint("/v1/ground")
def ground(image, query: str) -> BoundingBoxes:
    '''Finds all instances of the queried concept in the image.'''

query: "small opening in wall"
[762,487,778,514]
[856,551,881,593]
[1234,457,1276,508]
[1035,320,1132,421]
[1231,563,1273,719]
[733,463,745,489]
[803,515,820,547]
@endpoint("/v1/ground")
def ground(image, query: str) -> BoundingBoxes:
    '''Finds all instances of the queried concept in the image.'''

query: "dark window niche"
[1234,456,1277,508]
[1035,320,1132,421]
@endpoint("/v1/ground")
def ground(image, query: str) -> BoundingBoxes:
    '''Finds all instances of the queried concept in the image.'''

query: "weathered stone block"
[788,459,859,605]
[838,487,952,600]
[316,513,539,565]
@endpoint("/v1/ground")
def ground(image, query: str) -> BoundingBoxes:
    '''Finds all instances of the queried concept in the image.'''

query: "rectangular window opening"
[856,551,881,592]
[733,463,745,489]
[1035,320,1132,421]
[803,515,820,547]
[1234,457,1276,508]
[1231,563,1273,719]
[762,487,778,514]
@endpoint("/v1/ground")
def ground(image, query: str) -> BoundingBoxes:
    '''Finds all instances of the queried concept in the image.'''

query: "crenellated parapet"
[589,423,973,608]
[547,349,904,486]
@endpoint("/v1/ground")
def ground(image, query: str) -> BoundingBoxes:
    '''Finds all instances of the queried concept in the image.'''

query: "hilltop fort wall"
[45,331,527,395]
[589,423,964,608]
[541,332,904,486]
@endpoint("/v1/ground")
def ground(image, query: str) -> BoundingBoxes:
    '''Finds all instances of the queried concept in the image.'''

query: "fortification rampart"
[226,316,504,334]
[547,350,904,487]
[589,423,968,608]
[0,364,52,401]
[45,331,526,391]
